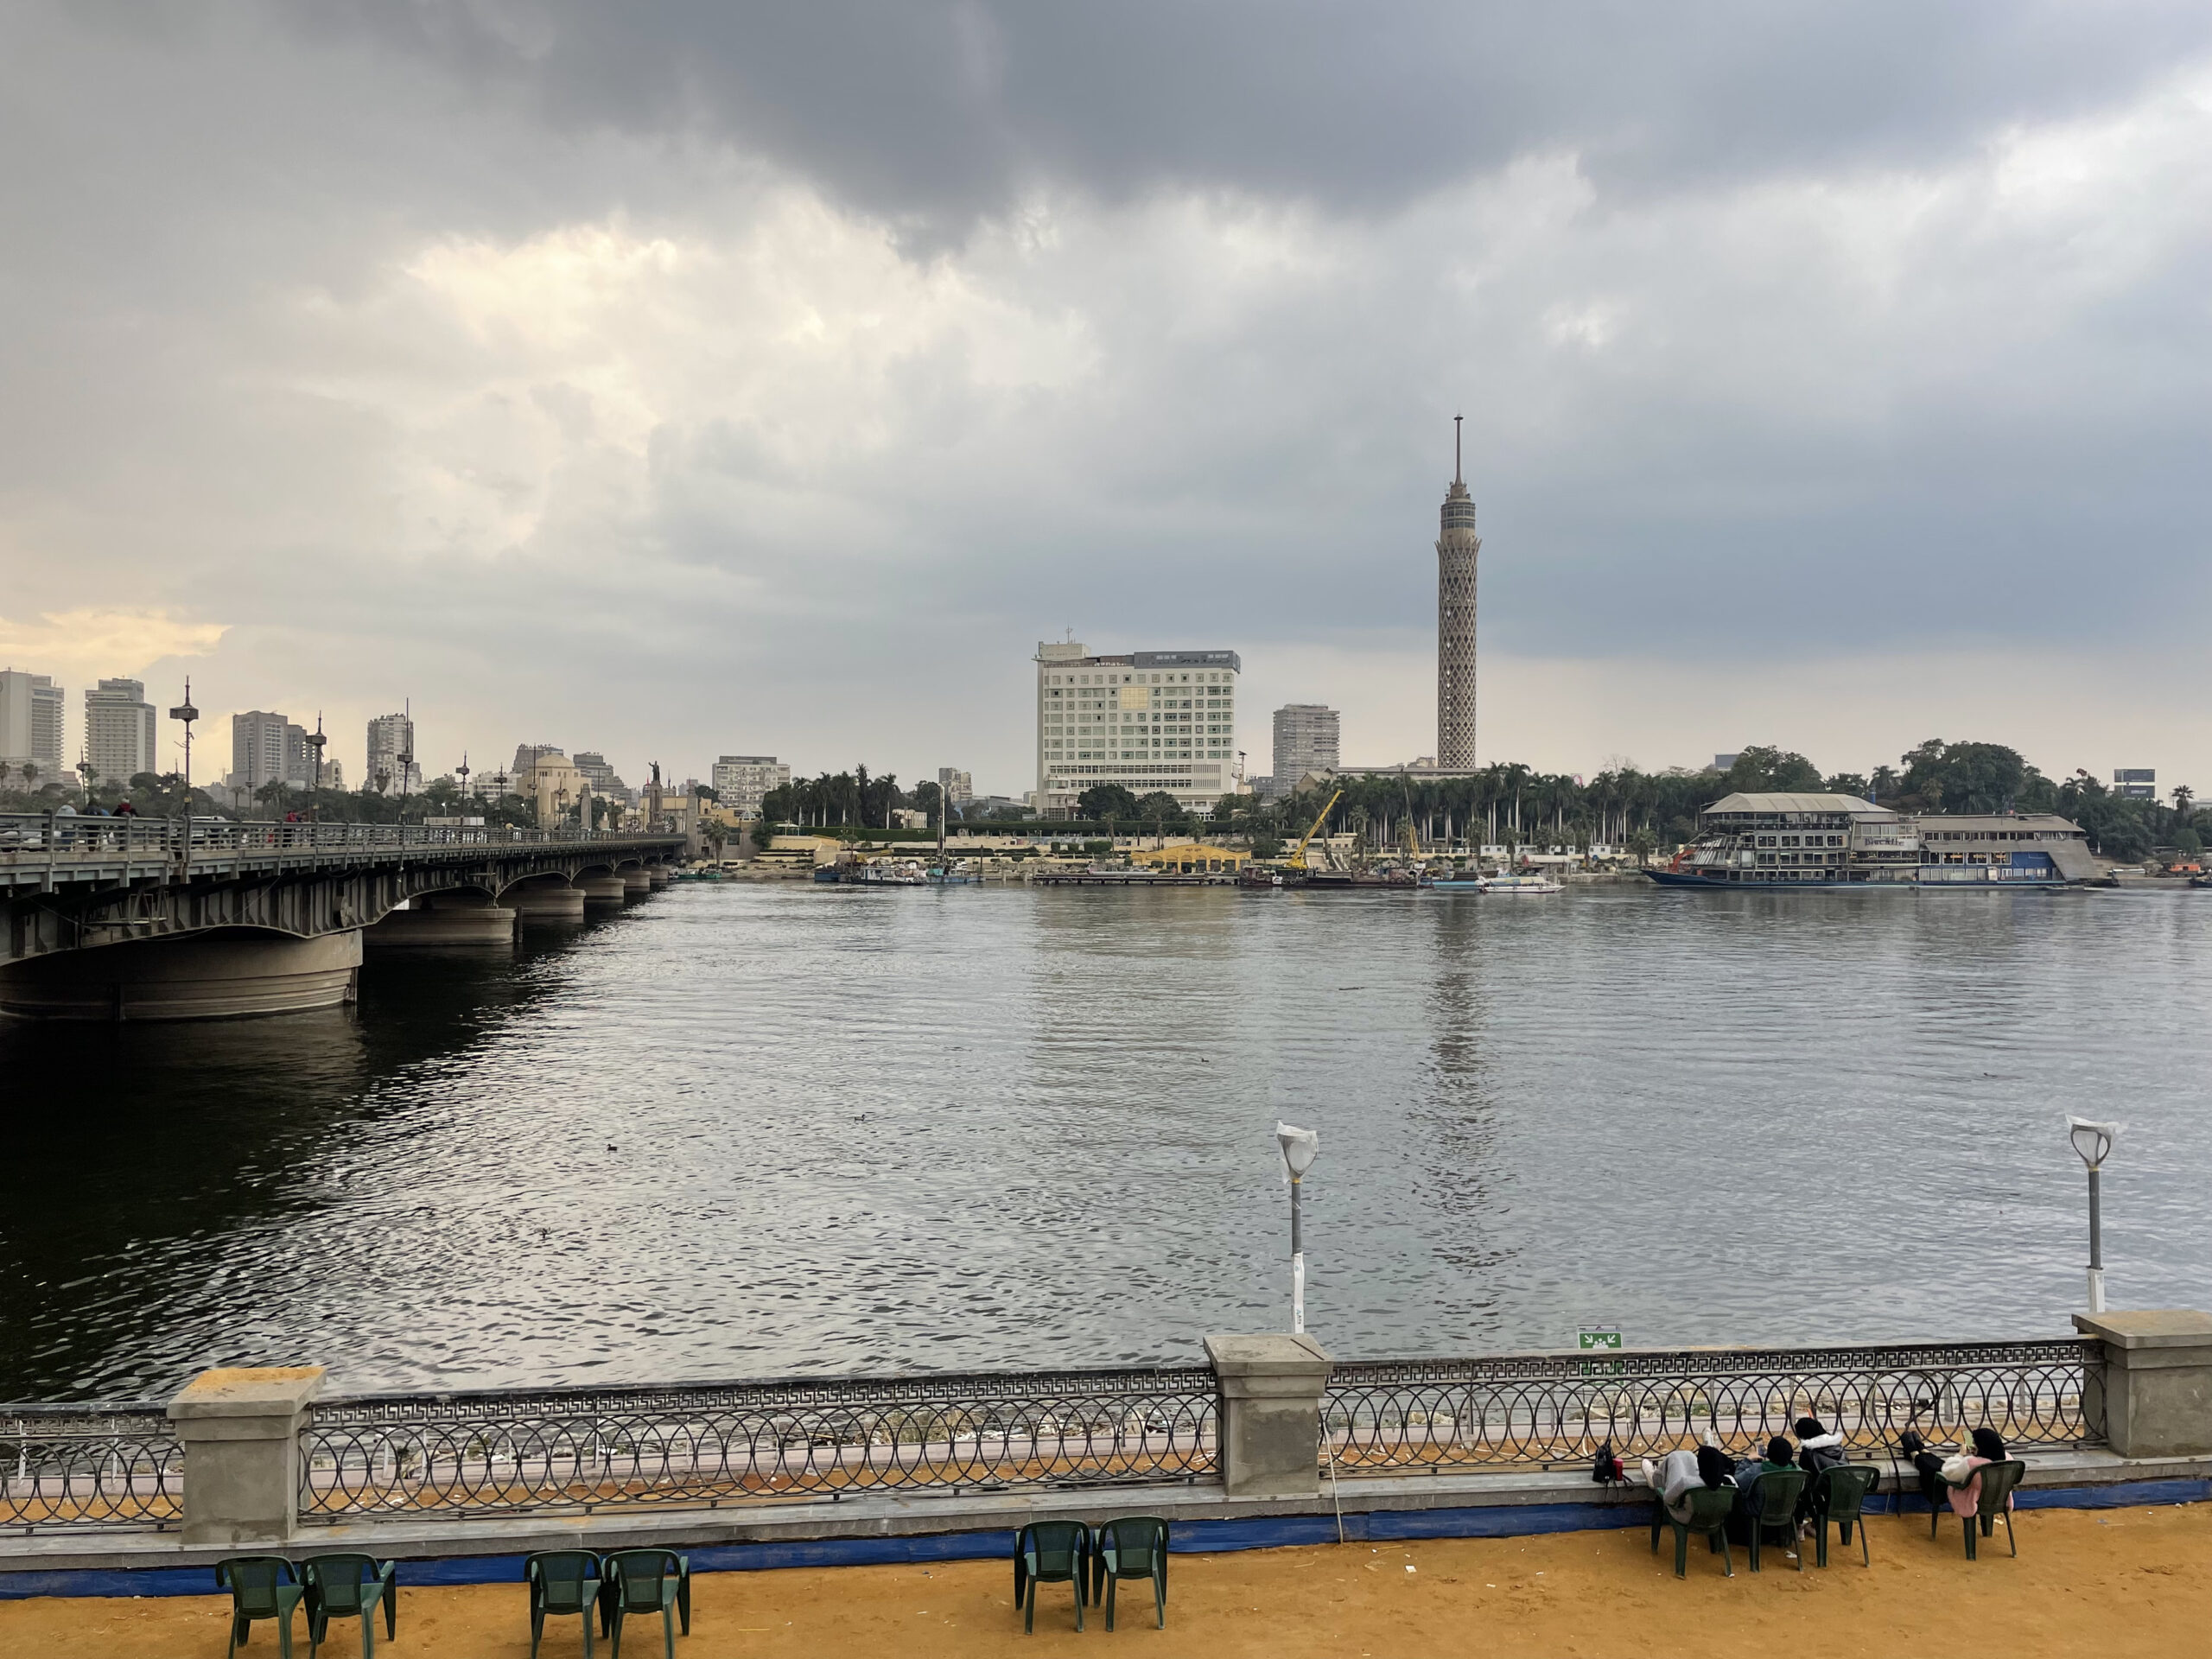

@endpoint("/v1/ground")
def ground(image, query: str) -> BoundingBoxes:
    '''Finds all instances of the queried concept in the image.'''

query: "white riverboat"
[1647,792,2097,890]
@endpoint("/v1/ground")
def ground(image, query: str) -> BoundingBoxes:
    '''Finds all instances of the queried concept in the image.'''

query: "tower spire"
[1453,413,1463,486]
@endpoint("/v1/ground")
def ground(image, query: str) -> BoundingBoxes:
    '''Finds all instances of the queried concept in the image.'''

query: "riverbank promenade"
[4,1503,2205,1656]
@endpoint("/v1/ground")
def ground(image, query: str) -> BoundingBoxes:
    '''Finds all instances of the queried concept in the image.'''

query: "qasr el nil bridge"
[0,814,683,1020]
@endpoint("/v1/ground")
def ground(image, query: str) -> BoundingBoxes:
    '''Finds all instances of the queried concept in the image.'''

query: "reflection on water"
[3,887,2209,1399]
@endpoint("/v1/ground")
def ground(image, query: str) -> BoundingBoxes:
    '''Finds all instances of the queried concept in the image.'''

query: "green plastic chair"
[1090,1516,1169,1630]
[600,1549,691,1658]
[1916,1456,1956,1537]
[1014,1521,1090,1632]
[1649,1486,1736,1579]
[525,1550,605,1658]
[1808,1465,1880,1567]
[216,1556,305,1659]
[1744,1468,1807,1573]
[1961,1459,2027,1560]
[300,1554,397,1657]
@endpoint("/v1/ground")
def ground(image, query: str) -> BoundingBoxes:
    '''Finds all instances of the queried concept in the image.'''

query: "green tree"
[1721,747,1822,793]
[1078,783,1141,824]
[1626,826,1657,867]
[1895,739,2053,814]
[1824,772,1871,798]
[1135,791,1186,834]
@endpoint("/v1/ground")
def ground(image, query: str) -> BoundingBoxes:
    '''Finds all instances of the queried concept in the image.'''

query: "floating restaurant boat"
[1645,792,2097,890]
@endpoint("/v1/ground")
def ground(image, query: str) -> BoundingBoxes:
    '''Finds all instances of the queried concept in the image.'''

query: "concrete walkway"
[3,1503,2203,1657]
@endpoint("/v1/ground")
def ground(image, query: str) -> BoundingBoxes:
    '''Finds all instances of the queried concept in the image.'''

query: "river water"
[4,882,2209,1400]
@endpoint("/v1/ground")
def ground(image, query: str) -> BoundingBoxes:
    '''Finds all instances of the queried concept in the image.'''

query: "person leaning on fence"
[1641,1444,1737,1523]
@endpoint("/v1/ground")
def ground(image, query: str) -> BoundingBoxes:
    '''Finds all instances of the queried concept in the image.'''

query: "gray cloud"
[1,3,2209,791]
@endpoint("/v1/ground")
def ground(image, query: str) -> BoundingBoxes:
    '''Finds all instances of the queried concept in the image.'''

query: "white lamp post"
[1275,1122,1319,1334]
[2067,1116,2123,1313]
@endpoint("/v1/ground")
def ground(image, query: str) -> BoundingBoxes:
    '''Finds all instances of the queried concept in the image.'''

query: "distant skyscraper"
[229,711,293,792]
[1436,416,1479,771]
[365,712,419,795]
[1272,704,1340,788]
[85,678,156,786]
[938,767,973,808]
[0,670,65,779]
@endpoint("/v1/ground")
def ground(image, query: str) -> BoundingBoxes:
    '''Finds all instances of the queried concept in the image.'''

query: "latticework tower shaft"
[1436,468,1479,770]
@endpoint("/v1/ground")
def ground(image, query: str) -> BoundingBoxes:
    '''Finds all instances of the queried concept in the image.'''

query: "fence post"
[2072,1311,2212,1459]
[167,1367,326,1546]
[1205,1333,1333,1498]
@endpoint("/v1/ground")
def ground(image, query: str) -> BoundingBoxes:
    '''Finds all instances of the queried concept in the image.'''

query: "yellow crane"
[1287,788,1344,871]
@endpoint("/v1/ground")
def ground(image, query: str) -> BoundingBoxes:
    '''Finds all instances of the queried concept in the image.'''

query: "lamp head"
[1275,1121,1319,1178]
[2067,1116,2121,1170]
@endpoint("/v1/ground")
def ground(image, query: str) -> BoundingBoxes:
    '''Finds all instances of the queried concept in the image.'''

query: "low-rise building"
[1132,842,1249,874]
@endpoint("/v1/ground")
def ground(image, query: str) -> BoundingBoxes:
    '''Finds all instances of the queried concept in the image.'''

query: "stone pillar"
[168,1367,326,1547]
[577,872,626,907]
[365,895,517,948]
[620,868,652,897]
[2074,1310,2212,1458]
[646,866,671,890]
[504,878,586,920]
[1205,1332,1333,1498]
[0,930,361,1020]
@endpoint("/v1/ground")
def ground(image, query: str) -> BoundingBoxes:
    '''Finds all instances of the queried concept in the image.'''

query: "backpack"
[1592,1440,1624,1484]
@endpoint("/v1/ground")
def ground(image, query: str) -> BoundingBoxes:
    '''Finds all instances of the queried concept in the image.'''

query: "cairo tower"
[1435,416,1479,769]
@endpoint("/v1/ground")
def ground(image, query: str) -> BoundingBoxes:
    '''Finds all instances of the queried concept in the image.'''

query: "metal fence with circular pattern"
[297,1367,1221,1522]
[1322,1338,2103,1473]
[0,1406,183,1531]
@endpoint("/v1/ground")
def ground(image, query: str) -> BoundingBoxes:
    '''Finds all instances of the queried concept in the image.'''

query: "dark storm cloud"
[317,1,2212,226]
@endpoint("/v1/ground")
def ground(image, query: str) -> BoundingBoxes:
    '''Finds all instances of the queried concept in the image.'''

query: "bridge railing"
[0,814,678,862]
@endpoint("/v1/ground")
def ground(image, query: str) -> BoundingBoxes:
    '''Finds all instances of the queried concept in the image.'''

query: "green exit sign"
[1578,1328,1624,1376]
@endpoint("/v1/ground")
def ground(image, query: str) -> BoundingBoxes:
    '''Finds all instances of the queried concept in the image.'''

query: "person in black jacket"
[1792,1416,1849,1531]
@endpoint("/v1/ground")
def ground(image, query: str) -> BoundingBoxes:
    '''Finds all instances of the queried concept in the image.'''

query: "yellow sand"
[3,1503,2204,1658]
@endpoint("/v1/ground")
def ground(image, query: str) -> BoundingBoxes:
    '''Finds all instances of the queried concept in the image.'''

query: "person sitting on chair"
[1941,1427,2014,1517]
[1732,1434,1801,1554]
[1641,1444,1736,1523]
[1791,1416,1848,1532]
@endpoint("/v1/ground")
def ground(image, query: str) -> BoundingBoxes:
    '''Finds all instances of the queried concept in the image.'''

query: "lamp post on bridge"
[2067,1116,2123,1313]
[306,716,327,825]
[1274,1122,1319,1335]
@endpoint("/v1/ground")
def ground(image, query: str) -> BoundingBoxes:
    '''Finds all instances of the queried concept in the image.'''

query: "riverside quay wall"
[3,1314,2209,1595]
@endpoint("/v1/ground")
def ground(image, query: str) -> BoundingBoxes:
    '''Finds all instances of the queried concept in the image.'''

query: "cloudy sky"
[3,3,2208,796]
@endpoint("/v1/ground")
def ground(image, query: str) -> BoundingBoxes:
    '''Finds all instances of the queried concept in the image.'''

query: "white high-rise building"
[1034,641,1241,817]
[0,670,65,781]
[1271,704,1340,791]
[709,755,790,817]
[365,713,420,795]
[85,678,157,787]
[229,711,292,791]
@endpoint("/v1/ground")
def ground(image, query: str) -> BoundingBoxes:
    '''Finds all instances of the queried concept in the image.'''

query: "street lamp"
[306,716,327,824]
[2067,1116,2123,1313]
[1275,1122,1319,1335]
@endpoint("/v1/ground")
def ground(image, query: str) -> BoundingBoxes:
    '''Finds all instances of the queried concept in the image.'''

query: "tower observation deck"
[1436,416,1480,770]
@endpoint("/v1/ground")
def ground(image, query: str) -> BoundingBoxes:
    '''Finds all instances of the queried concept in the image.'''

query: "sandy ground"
[3,1504,2205,1658]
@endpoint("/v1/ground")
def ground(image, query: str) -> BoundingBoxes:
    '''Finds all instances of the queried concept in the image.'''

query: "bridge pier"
[365,894,517,949]
[503,877,586,922]
[577,873,627,909]
[620,868,652,898]
[0,929,362,1021]
[646,867,671,890]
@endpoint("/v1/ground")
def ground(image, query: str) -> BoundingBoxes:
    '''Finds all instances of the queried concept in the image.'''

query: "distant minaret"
[1436,415,1479,770]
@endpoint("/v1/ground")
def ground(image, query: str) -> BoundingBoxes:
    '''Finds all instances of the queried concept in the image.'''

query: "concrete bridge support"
[620,868,652,898]
[646,867,671,890]
[577,872,627,909]
[0,929,362,1021]
[504,877,586,922]
[364,893,517,949]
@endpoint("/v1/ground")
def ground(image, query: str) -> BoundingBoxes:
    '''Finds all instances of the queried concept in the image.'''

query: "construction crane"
[1288,789,1344,871]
